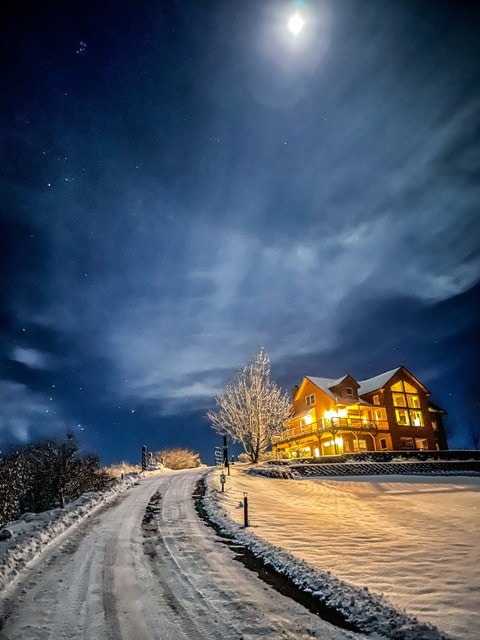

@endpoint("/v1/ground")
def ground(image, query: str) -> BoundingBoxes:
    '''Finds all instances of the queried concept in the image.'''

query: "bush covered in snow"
[104,461,141,479]
[153,447,201,470]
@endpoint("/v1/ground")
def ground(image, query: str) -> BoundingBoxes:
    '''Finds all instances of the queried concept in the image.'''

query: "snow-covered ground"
[205,465,480,640]
[0,470,368,640]
[1,466,478,640]
[0,473,139,593]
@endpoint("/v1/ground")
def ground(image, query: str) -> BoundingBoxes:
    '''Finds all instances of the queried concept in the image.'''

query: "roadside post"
[243,491,249,527]
[223,435,228,467]
[220,471,226,493]
[141,445,147,472]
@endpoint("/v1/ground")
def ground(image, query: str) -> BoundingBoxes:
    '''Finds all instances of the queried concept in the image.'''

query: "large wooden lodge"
[272,366,448,458]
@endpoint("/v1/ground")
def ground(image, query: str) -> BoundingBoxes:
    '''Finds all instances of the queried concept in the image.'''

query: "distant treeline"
[0,435,108,529]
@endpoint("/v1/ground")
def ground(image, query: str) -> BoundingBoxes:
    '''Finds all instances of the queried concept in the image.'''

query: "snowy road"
[0,470,365,640]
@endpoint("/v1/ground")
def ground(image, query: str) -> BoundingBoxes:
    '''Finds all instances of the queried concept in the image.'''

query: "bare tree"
[0,435,108,527]
[207,349,291,463]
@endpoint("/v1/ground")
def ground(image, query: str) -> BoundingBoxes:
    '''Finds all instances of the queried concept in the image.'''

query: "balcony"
[272,417,384,445]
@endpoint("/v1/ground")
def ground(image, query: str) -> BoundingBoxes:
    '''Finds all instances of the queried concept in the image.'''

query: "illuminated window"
[395,409,410,425]
[393,393,407,407]
[400,437,415,449]
[391,381,424,427]
[346,387,353,397]
[410,410,424,426]
[373,394,380,405]
[375,409,383,421]
[305,394,315,406]
[431,420,438,431]
[407,395,420,408]
[391,380,418,393]
[415,438,428,450]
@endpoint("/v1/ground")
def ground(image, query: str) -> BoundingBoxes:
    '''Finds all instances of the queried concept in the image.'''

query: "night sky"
[1,0,479,464]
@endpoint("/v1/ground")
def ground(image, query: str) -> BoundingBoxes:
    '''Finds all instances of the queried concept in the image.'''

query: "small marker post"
[243,492,249,527]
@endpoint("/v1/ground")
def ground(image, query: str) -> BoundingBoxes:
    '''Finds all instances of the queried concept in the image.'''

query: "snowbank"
[0,474,139,592]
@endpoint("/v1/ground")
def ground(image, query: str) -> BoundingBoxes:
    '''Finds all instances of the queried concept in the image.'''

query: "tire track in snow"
[102,536,122,640]
[0,470,370,640]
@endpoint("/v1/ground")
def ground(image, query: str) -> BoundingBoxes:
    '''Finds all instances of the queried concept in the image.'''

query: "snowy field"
[207,466,480,640]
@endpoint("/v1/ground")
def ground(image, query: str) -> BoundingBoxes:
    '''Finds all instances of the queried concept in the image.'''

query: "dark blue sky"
[1,0,479,464]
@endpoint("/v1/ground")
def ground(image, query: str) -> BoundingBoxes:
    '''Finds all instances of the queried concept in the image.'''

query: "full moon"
[288,13,305,35]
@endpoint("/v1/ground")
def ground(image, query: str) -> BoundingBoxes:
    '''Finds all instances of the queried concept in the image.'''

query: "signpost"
[214,446,223,465]
[141,445,147,471]
[215,437,230,474]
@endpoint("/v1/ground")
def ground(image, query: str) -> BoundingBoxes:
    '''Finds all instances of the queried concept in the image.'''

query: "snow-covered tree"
[207,349,291,463]
[0,450,27,527]
[0,435,108,527]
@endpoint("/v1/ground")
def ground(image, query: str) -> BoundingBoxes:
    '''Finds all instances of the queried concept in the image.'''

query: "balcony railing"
[272,417,386,445]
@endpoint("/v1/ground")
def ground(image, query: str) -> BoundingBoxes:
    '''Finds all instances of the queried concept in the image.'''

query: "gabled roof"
[357,367,401,395]
[306,376,349,400]
[295,366,431,405]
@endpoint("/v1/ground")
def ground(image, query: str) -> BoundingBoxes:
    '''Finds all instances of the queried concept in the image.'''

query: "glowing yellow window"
[395,409,410,425]
[410,411,424,426]
[391,381,403,391]
[407,395,420,408]
[404,381,417,393]
[393,393,407,406]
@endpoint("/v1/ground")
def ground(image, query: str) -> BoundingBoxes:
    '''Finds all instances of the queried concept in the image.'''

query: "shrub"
[104,462,141,479]
[153,448,201,470]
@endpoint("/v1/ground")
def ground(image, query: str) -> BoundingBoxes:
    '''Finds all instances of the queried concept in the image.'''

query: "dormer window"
[373,394,380,405]
[346,387,354,397]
